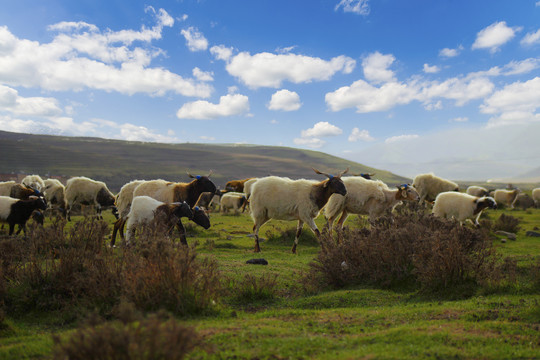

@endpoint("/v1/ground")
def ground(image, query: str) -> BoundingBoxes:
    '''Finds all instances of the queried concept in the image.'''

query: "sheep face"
[476,196,497,213]
[397,184,420,201]
[171,201,193,219]
[191,207,211,229]
[97,187,115,207]
[189,174,217,196]
[324,176,347,197]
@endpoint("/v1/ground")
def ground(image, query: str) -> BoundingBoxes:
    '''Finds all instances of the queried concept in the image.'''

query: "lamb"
[493,189,520,209]
[21,174,45,192]
[220,192,247,214]
[124,196,193,245]
[249,168,348,253]
[466,185,489,197]
[0,181,16,196]
[43,179,67,216]
[432,192,497,226]
[0,195,47,235]
[110,180,146,246]
[533,188,540,208]
[412,173,459,203]
[65,176,116,220]
[325,178,419,231]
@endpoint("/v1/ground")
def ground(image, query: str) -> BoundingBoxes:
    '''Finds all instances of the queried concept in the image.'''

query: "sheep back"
[65,176,115,206]
[493,189,519,207]
[413,173,459,202]
[0,181,16,197]
[116,180,145,218]
[466,185,488,197]
[21,175,45,192]
[432,192,478,222]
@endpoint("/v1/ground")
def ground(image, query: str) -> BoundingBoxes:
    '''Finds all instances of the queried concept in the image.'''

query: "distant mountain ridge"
[0,130,409,192]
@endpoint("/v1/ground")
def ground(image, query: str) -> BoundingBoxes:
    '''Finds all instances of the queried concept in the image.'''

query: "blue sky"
[0,0,539,181]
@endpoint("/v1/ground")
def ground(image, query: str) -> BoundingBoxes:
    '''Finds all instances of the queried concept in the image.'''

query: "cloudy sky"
[1,1,539,181]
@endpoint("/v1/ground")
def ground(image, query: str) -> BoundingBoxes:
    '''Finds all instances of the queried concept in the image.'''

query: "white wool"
[21,175,45,192]
[413,173,458,203]
[533,188,540,207]
[116,180,146,219]
[493,189,520,208]
[220,192,245,213]
[432,192,495,225]
[0,196,18,220]
[0,181,16,197]
[466,186,488,197]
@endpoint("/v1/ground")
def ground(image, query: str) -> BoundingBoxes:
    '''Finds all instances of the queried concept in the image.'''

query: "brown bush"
[52,312,205,360]
[304,213,498,293]
[493,213,521,233]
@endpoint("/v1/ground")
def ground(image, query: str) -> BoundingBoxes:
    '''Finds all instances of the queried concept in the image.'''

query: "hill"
[0,130,409,192]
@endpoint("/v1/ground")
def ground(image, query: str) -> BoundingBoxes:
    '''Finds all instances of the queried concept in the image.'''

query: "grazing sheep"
[466,185,489,197]
[432,192,497,226]
[493,189,520,209]
[514,193,535,210]
[43,179,67,216]
[9,183,43,200]
[533,188,540,208]
[21,175,45,192]
[65,176,116,220]
[132,172,216,208]
[0,195,47,235]
[225,177,255,192]
[220,192,247,214]
[110,180,146,246]
[124,196,193,245]
[250,168,348,253]
[325,178,419,231]
[0,181,16,196]
[412,173,459,203]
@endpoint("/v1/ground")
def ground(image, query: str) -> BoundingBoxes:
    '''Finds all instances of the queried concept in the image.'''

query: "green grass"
[1,206,540,359]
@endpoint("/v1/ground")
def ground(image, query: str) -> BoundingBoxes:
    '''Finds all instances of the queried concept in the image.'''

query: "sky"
[0,0,539,181]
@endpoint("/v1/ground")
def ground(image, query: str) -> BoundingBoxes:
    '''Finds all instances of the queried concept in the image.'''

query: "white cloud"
[176,93,250,120]
[267,89,302,111]
[439,46,463,58]
[335,0,370,15]
[200,135,215,141]
[210,45,234,61]
[423,63,440,74]
[385,134,419,144]
[301,121,342,138]
[501,58,540,75]
[293,137,326,148]
[537,1,540,6]
[450,117,469,122]
[0,85,62,117]
[521,29,540,46]
[362,52,395,84]
[348,128,374,142]
[472,21,522,53]
[480,77,540,127]
[180,27,208,52]
[192,67,214,82]
[223,51,356,89]
[0,12,212,98]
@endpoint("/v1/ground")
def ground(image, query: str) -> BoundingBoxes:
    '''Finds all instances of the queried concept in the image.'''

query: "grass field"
[1,205,539,359]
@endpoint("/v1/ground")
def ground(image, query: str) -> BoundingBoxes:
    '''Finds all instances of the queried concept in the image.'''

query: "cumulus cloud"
[450,117,469,122]
[472,21,522,53]
[439,46,463,58]
[501,58,540,75]
[335,0,370,15]
[480,77,540,127]
[0,85,62,117]
[348,128,374,142]
[180,27,208,52]
[176,93,250,120]
[223,52,356,89]
[385,134,419,143]
[210,45,234,61]
[301,121,342,138]
[423,63,440,74]
[0,10,212,98]
[521,29,540,46]
[267,89,301,111]
[362,52,396,84]
[293,137,326,148]
[192,67,214,82]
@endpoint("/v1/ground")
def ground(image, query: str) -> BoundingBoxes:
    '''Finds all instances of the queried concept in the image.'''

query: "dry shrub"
[52,312,205,360]
[493,213,521,233]
[305,213,498,293]
[2,217,221,317]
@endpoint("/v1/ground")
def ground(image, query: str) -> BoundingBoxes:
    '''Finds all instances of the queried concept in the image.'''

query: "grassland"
[1,204,539,359]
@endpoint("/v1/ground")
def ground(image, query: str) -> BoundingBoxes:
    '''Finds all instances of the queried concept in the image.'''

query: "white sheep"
[220,192,246,214]
[0,195,47,235]
[241,178,258,212]
[43,179,67,216]
[493,189,520,209]
[21,175,45,192]
[249,168,348,253]
[124,196,193,245]
[466,185,489,197]
[432,192,497,226]
[65,176,116,220]
[110,180,146,246]
[0,181,16,196]
[325,177,419,231]
[533,188,540,208]
[412,173,459,203]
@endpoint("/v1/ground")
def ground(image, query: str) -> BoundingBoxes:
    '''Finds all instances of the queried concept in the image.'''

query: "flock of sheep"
[1,171,539,253]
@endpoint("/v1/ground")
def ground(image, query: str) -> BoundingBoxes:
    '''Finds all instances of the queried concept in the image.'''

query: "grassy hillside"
[0,131,409,191]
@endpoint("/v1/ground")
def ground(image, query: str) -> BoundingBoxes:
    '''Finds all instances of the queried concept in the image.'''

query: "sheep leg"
[176,219,188,245]
[110,218,125,246]
[291,220,305,254]
[8,223,15,236]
